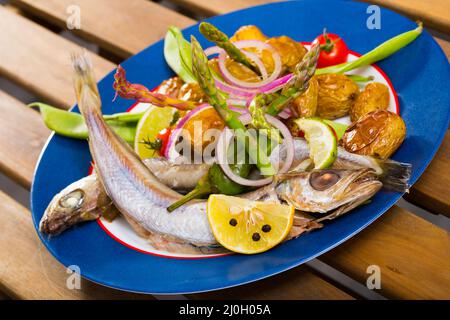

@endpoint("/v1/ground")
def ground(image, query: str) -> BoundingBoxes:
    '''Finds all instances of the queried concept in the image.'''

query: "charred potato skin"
[341,110,406,159]
[155,77,184,97]
[178,82,206,103]
[230,25,269,42]
[266,36,307,73]
[350,82,390,122]
[290,76,318,117]
[230,26,307,75]
[316,74,360,119]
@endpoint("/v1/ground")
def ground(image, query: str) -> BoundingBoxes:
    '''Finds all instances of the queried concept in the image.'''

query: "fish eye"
[309,171,340,191]
[59,189,85,209]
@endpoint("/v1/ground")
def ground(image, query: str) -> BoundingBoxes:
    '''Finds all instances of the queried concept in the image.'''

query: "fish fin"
[378,159,412,192]
[71,51,102,117]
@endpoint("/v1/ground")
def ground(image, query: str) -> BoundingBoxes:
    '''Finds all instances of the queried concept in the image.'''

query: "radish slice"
[216,113,294,187]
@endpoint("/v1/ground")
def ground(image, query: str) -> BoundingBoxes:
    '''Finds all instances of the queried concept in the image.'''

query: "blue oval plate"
[31,0,450,294]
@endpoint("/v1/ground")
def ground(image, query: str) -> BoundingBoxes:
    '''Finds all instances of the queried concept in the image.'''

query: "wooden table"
[0,0,448,300]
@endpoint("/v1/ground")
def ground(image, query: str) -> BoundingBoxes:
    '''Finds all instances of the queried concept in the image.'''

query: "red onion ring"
[258,73,293,94]
[217,40,282,89]
[216,113,294,187]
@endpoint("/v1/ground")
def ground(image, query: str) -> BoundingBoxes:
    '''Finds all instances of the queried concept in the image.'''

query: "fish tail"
[378,159,412,192]
[71,51,102,118]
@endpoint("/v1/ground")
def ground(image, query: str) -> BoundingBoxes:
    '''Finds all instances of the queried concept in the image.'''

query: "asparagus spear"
[199,22,261,76]
[191,35,275,175]
[249,95,282,143]
[264,43,320,116]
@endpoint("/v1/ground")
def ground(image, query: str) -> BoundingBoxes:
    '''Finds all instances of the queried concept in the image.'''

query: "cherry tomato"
[312,32,349,68]
[155,127,172,156]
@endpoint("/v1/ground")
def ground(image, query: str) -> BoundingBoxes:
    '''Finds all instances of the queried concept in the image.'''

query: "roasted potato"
[178,82,206,103]
[230,25,269,42]
[290,76,318,117]
[208,58,260,83]
[155,77,183,97]
[341,110,406,159]
[316,74,360,119]
[265,36,307,73]
[183,107,225,152]
[230,26,306,75]
[284,117,302,137]
[350,82,389,122]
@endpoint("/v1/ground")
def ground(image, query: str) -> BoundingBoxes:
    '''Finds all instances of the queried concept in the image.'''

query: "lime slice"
[134,105,178,159]
[294,118,337,169]
[323,119,348,140]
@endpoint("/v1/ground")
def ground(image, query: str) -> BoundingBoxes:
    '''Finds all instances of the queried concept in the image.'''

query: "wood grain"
[169,0,276,16]
[0,190,154,300]
[190,267,354,300]
[0,6,114,109]
[11,0,195,59]
[0,91,49,189]
[321,206,450,299]
[360,0,450,34]
[405,132,450,217]
[169,0,450,34]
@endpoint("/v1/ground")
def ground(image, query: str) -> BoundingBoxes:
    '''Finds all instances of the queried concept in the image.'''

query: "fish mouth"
[344,169,382,196]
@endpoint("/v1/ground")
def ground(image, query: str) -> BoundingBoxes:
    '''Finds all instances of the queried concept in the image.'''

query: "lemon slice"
[207,195,294,254]
[134,105,178,159]
[295,118,337,169]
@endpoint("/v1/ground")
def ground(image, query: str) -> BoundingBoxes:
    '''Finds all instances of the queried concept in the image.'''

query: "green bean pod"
[29,102,143,144]
[316,22,423,75]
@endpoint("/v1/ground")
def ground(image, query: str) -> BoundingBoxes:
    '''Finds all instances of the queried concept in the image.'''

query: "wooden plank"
[321,206,450,299]
[190,268,354,300]
[0,191,154,300]
[168,0,275,16]
[11,0,195,59]
[169,0,450,34]
[0,6,114,109]
[405,132,450,217]
[361,0,450,34]
[0,91,49,189]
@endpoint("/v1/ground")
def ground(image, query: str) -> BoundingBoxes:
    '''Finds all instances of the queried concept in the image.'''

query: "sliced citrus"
[207,195,294,254]
[134,105,178,159]
[295,118,337,169]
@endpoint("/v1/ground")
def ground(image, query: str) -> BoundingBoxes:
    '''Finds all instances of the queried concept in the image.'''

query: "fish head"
[275,168,382,213]
[39,175,108,235]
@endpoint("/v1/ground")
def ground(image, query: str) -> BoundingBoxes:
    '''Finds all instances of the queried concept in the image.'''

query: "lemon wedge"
[207,195,294,254]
